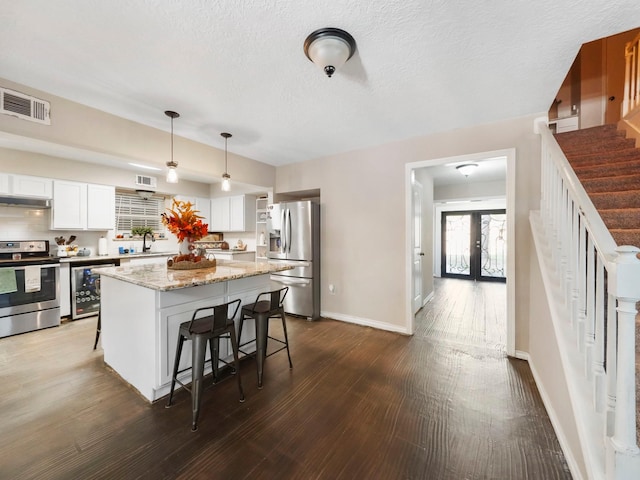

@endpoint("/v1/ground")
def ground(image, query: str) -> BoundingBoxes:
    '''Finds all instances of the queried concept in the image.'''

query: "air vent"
[0,87,51,125]
[135,175,157,188]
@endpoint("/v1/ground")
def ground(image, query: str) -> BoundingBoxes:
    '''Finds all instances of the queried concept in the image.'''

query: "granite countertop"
[59,251,176,263]
[95,260,292,291]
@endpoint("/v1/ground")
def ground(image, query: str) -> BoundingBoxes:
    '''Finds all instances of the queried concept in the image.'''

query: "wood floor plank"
[0,277,572,479]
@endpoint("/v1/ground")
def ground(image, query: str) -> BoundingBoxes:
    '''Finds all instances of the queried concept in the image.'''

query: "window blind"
[115,191,164,232]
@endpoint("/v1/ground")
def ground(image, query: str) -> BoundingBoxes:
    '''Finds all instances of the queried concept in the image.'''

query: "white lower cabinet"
[59,263,71,317]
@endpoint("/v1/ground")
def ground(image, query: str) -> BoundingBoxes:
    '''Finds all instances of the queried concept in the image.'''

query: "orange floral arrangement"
[161,199,209,243]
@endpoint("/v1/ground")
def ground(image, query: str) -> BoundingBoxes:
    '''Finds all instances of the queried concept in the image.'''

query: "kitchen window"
[115,191,164,233]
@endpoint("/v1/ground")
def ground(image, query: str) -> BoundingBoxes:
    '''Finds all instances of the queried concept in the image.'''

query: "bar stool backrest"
[188,298,241,334]
[247,286,289,314]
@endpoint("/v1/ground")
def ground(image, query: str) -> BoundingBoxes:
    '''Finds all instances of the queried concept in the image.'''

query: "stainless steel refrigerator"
[267,200,320,320]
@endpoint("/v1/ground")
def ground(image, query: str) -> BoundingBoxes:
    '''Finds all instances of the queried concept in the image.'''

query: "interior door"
[412,182,423,313]
[441,209,506,282]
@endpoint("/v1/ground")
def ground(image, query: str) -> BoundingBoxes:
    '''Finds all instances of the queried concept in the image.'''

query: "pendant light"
[165,110,180,183]
[221,132,232,191]
[304,28,357,78]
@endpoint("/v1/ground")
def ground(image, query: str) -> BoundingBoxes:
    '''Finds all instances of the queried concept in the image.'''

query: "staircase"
[554,124,640,248]
[532,119,640,479]
[555,123,640,452]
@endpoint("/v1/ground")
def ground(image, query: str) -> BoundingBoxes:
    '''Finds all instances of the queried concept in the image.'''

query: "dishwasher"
[71,261,116,319]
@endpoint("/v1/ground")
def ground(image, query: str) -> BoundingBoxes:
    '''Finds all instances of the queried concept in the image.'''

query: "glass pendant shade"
[166,161,178,183]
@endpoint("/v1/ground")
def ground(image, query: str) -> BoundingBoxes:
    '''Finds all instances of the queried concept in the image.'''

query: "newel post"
[607,246,640,479]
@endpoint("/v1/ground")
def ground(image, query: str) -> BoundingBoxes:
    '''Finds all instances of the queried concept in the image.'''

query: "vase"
[178,241,193,256]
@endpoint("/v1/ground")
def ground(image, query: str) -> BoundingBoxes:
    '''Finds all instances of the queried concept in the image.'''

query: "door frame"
[404,148,516,357]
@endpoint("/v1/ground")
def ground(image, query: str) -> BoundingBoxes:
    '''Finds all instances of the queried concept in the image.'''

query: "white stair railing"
[534,118,640,479]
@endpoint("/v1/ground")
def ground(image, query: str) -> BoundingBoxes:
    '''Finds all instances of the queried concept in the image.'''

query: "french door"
[441,209,507,282]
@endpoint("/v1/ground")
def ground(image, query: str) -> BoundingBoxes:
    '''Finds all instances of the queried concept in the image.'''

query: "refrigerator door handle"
[286,208,292,254]
[280,208,287,253]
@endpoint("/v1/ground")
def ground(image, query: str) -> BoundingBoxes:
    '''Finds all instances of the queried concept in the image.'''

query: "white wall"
[276,113,542,351]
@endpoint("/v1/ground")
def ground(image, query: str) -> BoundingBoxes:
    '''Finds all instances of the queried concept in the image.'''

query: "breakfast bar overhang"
[96,260,292,402]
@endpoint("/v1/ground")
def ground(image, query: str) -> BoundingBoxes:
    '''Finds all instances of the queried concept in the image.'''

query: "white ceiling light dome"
[304,28,357,78]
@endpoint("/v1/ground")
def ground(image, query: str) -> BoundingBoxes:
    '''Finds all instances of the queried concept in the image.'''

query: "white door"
[412,180,423,313]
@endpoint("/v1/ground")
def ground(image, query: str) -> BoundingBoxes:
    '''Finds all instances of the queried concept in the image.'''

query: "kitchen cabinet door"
[11,174,53,198]
[229,196,246,231]
[0,174,9,194]
[210,197,230,231]
[87,184,115,230]
[51,180,87,230]
[59,263,71,317]
[195,197,211,229]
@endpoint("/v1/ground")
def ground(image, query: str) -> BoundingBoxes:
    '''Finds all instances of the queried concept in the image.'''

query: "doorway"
[441,209,506,282]
[405,148,515,356]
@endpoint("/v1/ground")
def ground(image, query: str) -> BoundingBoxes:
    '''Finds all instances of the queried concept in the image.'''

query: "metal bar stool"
[238,287,292,389]
[93,311,101,350]
[166,298,244,431]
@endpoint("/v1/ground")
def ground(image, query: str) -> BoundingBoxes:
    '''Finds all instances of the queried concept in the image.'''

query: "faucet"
[142,232,154,253]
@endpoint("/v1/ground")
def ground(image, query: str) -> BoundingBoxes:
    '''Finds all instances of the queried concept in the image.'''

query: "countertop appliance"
[71,260,115,319]
[0,240,60,338]
[267,200,320,320]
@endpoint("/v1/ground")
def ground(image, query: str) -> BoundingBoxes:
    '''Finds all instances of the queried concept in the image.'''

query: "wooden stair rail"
[534,118,640,479]
[623,32,640,117]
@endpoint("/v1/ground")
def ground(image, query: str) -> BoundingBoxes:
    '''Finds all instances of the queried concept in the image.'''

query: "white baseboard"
[320,310,410,335]
[513,350,530,361]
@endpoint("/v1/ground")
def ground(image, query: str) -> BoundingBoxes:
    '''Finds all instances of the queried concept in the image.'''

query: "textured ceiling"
[1,0,639,168]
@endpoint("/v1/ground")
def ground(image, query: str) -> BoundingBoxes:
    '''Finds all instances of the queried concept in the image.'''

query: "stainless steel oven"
[0,240,60,338]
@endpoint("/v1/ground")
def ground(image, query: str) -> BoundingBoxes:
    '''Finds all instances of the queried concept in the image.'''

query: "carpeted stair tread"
[557,137,637,154]
[563,148,640,166]
[599,208,640,228]
[572,161,640,179]
[581,174,640,193]
[609,229,640,247]
[589,190,640,209]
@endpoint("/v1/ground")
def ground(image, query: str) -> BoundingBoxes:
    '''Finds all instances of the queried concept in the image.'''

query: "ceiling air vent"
[0,87,51,125]
[135,174,157,189]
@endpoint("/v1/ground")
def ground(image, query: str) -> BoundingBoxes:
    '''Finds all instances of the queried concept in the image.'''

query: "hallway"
[0,280,570,479]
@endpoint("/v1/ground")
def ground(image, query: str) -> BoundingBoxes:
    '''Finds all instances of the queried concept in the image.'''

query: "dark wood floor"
[0,278,571,479]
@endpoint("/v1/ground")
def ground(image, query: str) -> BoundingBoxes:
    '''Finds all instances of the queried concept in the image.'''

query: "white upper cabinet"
[87,184,115,230]
[11,174,53,198]
[0,174,9,195]
[210,197,230,231]
[51,180,87,229]
[0,173,52,198]
[210,195,255,232]
[51,180,115,230]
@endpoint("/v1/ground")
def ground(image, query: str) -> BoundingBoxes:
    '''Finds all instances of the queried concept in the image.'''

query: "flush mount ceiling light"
[304,27,357,78]
[165,110,180,184]
[221,132,232,192]
[456,164,479,177]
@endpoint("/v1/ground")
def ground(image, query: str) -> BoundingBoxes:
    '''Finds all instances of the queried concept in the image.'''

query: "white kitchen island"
[97,260,291,402]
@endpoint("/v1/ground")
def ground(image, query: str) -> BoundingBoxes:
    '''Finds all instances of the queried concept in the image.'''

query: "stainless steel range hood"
[0,196,51,208]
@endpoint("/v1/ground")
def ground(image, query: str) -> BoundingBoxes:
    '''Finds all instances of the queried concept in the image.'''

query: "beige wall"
[276,113,542,350]
[528,240,587,479]
[0,77,276,190]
